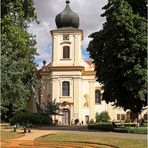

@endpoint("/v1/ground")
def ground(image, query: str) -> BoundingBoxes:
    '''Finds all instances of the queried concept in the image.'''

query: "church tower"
[40,0,97,125]
[51,0,83,67]
[50,0,85,125]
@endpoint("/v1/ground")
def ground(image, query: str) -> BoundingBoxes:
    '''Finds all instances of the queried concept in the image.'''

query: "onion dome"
[55,0,79,28]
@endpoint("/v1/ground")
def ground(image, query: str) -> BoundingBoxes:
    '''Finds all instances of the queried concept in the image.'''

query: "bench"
[114,122,139,127]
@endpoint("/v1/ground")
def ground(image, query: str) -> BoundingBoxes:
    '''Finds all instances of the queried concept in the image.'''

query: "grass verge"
[88,123,147,134]
[1,131,25,140]
[36,133,147,148]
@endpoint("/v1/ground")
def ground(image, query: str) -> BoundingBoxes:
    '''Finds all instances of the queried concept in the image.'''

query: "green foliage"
[89,119,95,124]
[88,0,147,113]
[114,127,147,134]
[96,111,110,123]
[88,123,147,134]
[1,0,37,120]
[125,118,131,123]
[40,99,61,115]
[9,112,53,125]
[88,123,113,131]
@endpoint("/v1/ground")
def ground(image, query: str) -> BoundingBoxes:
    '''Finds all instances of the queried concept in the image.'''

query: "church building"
[35,0,147,125]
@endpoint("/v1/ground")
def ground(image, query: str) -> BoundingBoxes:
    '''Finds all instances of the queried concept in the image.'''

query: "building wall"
[51,30,83,67]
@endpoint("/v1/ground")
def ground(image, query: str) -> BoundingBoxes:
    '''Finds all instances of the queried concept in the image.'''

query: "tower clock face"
[63,34,69,40]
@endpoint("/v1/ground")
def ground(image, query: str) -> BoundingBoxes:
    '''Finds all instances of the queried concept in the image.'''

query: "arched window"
[95,90,101,104]
[63,46,70,58]
[62,81,70,96]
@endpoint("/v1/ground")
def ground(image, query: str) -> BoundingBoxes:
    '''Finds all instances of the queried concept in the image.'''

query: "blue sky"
[29,0,108,68]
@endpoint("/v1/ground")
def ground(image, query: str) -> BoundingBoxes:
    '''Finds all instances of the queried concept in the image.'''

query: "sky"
[28,0,108,69]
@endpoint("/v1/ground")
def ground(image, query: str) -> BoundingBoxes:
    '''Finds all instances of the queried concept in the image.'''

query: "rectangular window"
[121,114,125,120]
[117,114,125,120]
[62,81,70,96]
[144,114,148,120]
[95,90,101,104]
[63,46,70,58]
[117,114,120,120]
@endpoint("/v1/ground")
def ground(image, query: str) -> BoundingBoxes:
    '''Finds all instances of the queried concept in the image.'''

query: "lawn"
[0,123,24,140]
[36,133,147,148]
[1,131,25,140]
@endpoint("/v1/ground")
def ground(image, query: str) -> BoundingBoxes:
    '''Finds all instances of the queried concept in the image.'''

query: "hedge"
[88,123,147,134]
[88,123,113,131]
[9,112,53,125]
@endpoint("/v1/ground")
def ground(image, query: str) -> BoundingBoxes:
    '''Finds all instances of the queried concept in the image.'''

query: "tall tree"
[1,0,37,120]
[88,0,147,114]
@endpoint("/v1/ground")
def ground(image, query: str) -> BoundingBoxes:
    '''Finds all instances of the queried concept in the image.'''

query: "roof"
[85,61,94,66]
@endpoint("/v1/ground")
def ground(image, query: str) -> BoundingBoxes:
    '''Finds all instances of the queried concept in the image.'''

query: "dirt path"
[1,126,147,148]
[13,129,60,140]
[1,140,117,148]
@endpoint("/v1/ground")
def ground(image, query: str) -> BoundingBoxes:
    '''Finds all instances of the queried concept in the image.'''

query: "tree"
[1,0,37,120]
[88,0,147,114]
[41,99,61,116]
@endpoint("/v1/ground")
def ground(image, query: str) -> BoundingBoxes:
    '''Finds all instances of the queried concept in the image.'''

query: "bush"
[9,112,53,125]
[88,123,113,131]
[113,128,129,133]
[128,127,147,134]
[113,127,147,134]
[89,119,95,124]
[88,123,147,134]
[125,118,131,123]
[96,111,110,123]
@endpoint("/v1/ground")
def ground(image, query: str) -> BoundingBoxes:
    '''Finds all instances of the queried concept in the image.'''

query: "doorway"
[85,115,89,124]
[62,109,70,125]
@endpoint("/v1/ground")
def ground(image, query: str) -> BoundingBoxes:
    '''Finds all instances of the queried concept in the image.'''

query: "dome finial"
[66,0,70,4]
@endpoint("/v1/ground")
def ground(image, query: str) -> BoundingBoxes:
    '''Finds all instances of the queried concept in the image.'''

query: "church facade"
[35,0,147,125]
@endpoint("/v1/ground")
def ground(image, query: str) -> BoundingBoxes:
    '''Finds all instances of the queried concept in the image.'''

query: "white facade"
[38,26,122,125]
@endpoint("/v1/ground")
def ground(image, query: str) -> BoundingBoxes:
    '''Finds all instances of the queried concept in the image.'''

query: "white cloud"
[29,0,108,68]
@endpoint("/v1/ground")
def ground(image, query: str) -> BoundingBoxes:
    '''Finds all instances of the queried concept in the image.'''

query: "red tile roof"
[85,61,93,66]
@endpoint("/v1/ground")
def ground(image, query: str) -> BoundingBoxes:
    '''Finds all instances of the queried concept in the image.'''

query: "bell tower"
[39,0,97,124]
[51,0,83,67]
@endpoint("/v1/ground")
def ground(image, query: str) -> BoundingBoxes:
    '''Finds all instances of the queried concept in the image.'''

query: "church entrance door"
[62,109,70,125]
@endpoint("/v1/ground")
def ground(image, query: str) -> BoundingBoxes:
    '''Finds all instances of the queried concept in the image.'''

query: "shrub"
[128,127,147,134]
[9,112,53,125]
[89,119,95,124]
[125,118,131,123]
[88,123,113,131]
[113,127,147,134]
[88,123,147,134]
[96,111,110,123]
[113,128,129,133]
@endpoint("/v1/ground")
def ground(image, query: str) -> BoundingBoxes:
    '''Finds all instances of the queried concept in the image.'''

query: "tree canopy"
[88,0,147,113]
[1,0,37,120]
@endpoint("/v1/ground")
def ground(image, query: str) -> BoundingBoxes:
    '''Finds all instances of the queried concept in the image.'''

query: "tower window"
[63,46,70,58]
[62,81,70,96]
[95,90,101,104]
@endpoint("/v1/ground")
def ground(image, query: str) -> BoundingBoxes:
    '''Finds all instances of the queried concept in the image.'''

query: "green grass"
[0,123,25,140]
[36,133,147,148]
[114,127,147,134]
[1,131,25,140]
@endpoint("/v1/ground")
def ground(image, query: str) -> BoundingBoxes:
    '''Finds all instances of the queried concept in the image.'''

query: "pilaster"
[73,77,82,121]
[89,80,95,121]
